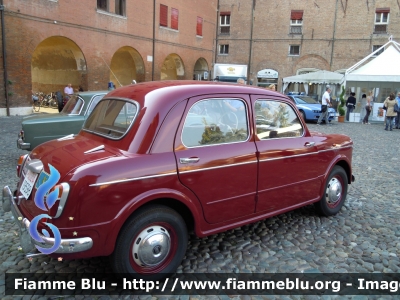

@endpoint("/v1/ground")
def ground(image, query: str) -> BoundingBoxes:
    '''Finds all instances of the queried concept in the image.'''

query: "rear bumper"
[2,185,93,254]
[17,138,30,150]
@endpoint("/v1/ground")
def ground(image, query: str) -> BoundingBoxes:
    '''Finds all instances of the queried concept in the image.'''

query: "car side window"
[181,98,248,148]
[87,94,105,115]
[255,100,304,140]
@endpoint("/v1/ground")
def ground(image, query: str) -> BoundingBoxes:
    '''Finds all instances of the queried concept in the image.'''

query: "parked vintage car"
[3,81,354,280]
[17,91,108,151]
[287,95,336,123]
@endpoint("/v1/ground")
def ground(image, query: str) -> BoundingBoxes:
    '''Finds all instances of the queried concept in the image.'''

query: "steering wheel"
[221,112,239,130]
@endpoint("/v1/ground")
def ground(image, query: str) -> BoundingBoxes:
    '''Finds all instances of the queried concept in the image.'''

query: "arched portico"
[110,46,145,87]
[161,54,185,80]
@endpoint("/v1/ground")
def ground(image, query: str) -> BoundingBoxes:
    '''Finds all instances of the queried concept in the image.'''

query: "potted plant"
[337,86,346,122]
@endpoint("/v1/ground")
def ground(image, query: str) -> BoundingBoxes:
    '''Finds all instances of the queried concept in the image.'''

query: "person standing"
[64,83,74,96]
[362,91,373,124]
[317,86,332,125]
[383,93,397,131]
[63,83,74,108]
[345,92,356,121]
[395,92,400,129]
[237,78,245,85]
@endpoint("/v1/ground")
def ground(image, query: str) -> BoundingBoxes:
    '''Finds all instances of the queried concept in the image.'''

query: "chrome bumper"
[17,138,30,150]
[2,186,93,254]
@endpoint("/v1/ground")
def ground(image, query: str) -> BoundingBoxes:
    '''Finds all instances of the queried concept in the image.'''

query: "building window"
[160,4,168,27]
[197,17,203,36]
[372,45,384,56]
[290,10,303,34]
[289,45,300,56]
[374,8,389,33]
[219,44,229,54]
[97,0,108,11]
[115,0,126,16]
[171,8,179,30]
[220,12,230,34]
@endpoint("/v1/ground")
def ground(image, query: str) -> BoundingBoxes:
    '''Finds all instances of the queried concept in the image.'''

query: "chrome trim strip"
[259,152,318,162]
[84,145,105,154]
[57,134,74,141]
[4,185,93,254]
[89,172,177,187]
[179,160,257,174]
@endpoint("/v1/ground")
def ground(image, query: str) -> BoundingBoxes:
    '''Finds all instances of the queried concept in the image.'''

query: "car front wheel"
[111,205,188,280]
[315,166,348,216]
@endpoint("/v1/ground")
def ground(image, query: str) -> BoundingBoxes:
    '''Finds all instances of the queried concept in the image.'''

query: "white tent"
[342,39,400,122]
[343,41,400,83]
[282,70,344,94]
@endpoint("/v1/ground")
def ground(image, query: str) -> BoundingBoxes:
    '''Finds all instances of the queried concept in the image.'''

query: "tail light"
[18,130,24,139]
[16,154,28,177]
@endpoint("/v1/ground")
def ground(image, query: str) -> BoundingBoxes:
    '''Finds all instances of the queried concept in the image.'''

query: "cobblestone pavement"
[1,116,400,299]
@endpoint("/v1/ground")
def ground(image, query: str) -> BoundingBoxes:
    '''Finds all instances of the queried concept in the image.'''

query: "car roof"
[104,81,286,108]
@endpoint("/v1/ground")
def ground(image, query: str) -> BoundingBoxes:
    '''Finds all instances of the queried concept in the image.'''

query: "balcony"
[290,26,302,34]
[374,24,387,34]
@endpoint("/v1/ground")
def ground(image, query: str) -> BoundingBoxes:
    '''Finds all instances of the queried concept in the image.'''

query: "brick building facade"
[216,0,400,95]
[0,0,217,115]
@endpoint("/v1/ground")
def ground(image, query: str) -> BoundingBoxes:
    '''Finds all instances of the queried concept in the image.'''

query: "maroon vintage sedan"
[3,81,354,279]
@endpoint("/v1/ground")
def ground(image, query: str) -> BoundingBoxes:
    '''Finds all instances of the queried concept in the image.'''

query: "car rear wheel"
[314,166,348,216]
[111,205,188,280]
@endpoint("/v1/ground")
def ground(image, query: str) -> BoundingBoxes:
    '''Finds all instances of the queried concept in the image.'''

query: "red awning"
[220,11,230,16]
[376,7,390,13]
[291,10,303,20]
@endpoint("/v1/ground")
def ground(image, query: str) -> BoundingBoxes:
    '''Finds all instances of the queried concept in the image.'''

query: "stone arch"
[31,36,87,93]
[294,54,330,72]
[110,46,145,87]
[161,53,185,80]
[193,57,209,80]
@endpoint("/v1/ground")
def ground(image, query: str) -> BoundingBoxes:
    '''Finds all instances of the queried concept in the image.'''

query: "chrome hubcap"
[132,225,171,267]
[326,177,342,205]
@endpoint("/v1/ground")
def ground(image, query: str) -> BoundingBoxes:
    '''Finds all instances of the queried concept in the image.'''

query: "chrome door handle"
[305,142,315,148]
[180,157,200,164]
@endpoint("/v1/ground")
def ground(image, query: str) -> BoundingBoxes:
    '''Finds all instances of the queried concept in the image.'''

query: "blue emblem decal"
[34,164,60,210]
[29,163,62,254]
[29,214,62,254]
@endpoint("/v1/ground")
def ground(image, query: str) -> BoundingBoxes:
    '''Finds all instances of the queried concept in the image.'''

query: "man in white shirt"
[64,83,74,96]
[317,86,332,125]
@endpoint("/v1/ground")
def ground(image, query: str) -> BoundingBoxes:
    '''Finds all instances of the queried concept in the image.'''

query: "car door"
[251,96,322,213]
[174,95,258,224]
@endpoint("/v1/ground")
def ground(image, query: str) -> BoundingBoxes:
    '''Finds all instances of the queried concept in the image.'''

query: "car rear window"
[83,99,138,139]
[62,95,84,115]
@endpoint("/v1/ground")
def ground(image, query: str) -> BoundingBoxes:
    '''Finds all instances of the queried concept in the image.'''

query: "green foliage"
[338,86,346,116]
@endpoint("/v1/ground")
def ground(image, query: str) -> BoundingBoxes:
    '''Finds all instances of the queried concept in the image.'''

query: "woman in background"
[383,93,397,131]
[362,91,372,124]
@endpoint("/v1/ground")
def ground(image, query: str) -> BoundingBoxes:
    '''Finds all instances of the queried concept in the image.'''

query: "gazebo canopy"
[283,70,344,85]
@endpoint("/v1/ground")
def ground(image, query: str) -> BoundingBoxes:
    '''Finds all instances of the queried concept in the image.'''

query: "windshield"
[62,95,84,114]
[83,99,138,139]
[295,96,319,104]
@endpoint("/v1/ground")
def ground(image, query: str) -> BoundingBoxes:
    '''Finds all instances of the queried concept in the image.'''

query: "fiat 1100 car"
[3,81,354,280]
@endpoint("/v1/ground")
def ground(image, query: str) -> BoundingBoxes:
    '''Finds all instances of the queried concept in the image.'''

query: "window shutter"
[290,10,303,20]
[197,17,203,36]
[160,4,168,27]
[376,7,390,13]
[171,8,179,30]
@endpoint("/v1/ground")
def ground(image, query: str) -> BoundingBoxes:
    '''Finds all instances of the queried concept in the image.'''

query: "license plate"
[20,169,38,199]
